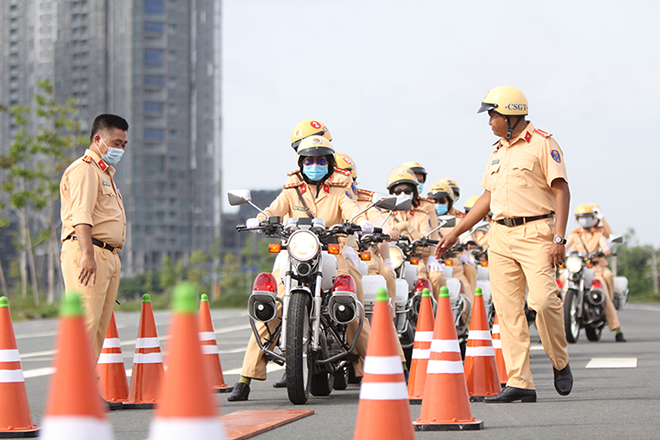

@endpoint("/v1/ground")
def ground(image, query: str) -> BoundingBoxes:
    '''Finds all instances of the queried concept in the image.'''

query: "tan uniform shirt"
[60,149,126,248]
[385,206,432,239]
[257,168,364,225]
[566,228,608,255]
[481,122,568,220]
[418,198,439,240]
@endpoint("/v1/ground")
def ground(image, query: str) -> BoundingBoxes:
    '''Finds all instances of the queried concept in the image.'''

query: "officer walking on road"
[60,114,128,364]
[435,86,573,402]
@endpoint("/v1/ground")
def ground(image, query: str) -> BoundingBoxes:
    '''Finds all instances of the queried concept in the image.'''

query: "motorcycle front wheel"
[563,289,580,343]
[286,293,312,404]
[586,326,603,342]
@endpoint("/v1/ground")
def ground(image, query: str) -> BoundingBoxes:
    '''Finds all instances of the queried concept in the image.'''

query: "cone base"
[213,385,233,393]
[0,429,39,438]
[409,398,422,405]
[122,402,155,409]
[414,420,483,431]
[470,396,486,402]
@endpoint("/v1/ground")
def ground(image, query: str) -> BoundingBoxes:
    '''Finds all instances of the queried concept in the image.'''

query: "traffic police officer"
[228,136,374,401]
[60,114,128,363]
[436,86,573,402]
[566,205,626,341]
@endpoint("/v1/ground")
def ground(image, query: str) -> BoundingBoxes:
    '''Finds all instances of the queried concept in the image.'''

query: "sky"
[222,0,660,248]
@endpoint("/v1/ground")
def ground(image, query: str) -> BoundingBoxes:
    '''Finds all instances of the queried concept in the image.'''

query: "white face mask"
[578,216,597,229]
[98,137,124,166]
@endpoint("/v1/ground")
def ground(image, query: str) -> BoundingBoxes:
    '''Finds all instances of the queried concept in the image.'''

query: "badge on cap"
[294,129,303,138]
[551,150,561,163]
[312,137,322,144]
[310,120,321,129]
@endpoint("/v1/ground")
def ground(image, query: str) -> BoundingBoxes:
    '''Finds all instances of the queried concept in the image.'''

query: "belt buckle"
[112,247,119,255]
[503,218,515,227]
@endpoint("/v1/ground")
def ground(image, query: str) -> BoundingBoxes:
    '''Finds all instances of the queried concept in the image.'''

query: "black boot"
[227,382,250,401]
[484,386,537,403]
[553,363,573,396]
[615,332,627,342]
[273,372,287,388]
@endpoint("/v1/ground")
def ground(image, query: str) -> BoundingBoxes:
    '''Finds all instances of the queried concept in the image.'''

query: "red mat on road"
[222,410,315,440]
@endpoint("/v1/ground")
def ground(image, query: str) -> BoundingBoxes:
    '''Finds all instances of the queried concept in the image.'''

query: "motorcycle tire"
[311,372,333,396]
[286,293,312,404]
[332,366,349,390]
[586,326,603,342]
[563,289,580,343]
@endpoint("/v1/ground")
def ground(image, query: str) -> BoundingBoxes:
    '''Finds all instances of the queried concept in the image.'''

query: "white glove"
[342,246,359,268]
[383,258,394,271]
[246,217,261,234]
[459,253,476,266]
[359,220,374,234]
[427,255,442,273]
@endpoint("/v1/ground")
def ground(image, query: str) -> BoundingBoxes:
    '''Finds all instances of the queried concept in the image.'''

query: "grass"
[628,293,660,303]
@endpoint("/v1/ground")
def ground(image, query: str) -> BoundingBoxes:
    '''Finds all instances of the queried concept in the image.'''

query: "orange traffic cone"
[96,311,129,404]
[414,286,483,431]
[464,287,501,401]
[40,294,113,439]
[149,283,226,439]
[0,297,38,438]
[198,294,233,393]
[124,294,164,409]
[407,288,434,404]
[492,311,508,387]
[354,288,414,440]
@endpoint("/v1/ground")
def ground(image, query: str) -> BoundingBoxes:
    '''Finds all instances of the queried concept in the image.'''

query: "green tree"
[616,229,655,298]
[220,252,243,296]
[159,255,176,292]
[187,250,209,295]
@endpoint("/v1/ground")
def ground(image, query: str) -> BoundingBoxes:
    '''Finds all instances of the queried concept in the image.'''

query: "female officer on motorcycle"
[228,136,375,401]
[566,204,625,342]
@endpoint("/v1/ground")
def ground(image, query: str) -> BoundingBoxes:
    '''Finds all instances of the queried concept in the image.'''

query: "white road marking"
[223,363,284,376]
[586,358,637,368]
[530,343,544,351]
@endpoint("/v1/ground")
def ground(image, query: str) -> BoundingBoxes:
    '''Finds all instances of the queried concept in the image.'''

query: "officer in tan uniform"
[228,136,375,401]
[436,86,573,402]
[566,205,626,341]
[60,114,128,364]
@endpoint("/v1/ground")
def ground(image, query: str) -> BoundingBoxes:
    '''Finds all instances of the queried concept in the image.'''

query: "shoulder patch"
[82,155,92,163]
[283,181,304,189]
[551,149,561,163]
[534,128,553,138]
[357,188,374,197]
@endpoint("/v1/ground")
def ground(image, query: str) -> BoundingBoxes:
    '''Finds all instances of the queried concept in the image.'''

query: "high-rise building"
[0,0,222,277]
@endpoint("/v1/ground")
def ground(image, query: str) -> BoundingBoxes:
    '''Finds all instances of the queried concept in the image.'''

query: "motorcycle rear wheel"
[586,326,603,342]
[310,372,333,396]
[332,366,348,390]
[563,289,580,343]
[286,293,312,404]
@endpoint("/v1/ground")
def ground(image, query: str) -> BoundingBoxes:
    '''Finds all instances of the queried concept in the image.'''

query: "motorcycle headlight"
[287,230,320,262]
[566,256,583,273]
[388,245,404,270]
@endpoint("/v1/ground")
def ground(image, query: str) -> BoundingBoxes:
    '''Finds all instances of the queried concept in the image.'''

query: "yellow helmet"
[440,178,460,201]
[291,119,332,152]
[427,180,454,201]
[477,85,528,116]
[464,195,480,212]
[335,152,357,180]
[401,161,427,183]
[297,135,335,158]
[575,204,595,218]
[387,166,418,193]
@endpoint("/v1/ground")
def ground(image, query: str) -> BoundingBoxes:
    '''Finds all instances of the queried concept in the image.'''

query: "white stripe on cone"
[149,417,226,440]
[430,339,461,353]
[0,349,21,362]
[0,369,25,383]
[414,331,434,342]
[412,348,431,360]
[198,332,216,341]
[40,417,113,440]
[363,355,402,375]
[492,325,500,333]
[201,345,218,355]
[133,352,163,364]
[359,381,409,400]
[468,330,492,340]
[135,337,161,349]
[102,338,121,349]
[97,353,124,364]
[492,339,502,349]
[427,360,464,374]
[465,346,495,357]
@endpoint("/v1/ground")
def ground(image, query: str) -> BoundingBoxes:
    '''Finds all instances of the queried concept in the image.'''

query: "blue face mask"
[100,138,124,166]
[417,183,424,196]
[436,204,448,216]
[303,164,328,181]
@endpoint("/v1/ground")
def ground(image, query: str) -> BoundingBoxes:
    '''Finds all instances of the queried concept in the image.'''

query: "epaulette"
[534,128,553,138]
[357,188,373,196]
[356,188,374,203]
[326,170,351,187]
[419,197,434,204]
[283,181,304,189]
[287,169,301,177]
[333,167,351,176]
[82,155,92,163]
[454,211,466,219]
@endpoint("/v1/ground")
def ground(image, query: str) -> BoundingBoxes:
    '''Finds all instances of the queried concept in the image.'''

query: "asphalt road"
[13,303,660,440]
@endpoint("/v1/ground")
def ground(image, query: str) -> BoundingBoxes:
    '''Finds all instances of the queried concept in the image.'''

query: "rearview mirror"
[438,215,456,228]
[227,189,251,206]
[373,193,397,211]
[394,195,413,211]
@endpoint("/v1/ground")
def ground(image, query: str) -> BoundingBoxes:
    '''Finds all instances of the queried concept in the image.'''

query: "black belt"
[66,235,119,254]
[495,213,554,227]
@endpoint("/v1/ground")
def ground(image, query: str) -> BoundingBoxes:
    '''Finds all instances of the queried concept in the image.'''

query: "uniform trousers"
[488,219,569,390]
[594,265,620,331]
[61,239,121,363]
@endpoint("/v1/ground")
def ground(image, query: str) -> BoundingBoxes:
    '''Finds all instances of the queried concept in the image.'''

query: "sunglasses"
[392,188,414,196]
[302,157,328,166]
